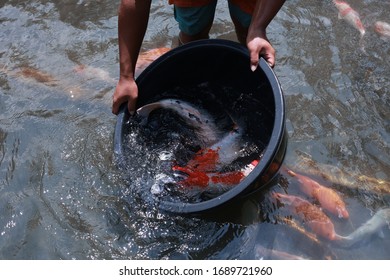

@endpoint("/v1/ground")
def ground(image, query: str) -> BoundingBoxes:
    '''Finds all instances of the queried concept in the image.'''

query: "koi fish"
[17,66,58,86]
[286,169,349,219]
[276,216,321,244]
[73,64,116,83]
[136,98,228,146]
[374,21,390,38]
[171,118,253,189]
[137,98,260,191]
[334,208,390,248]
[273,192,338,240]
[285,152,390,195]
[333,0,365,37]
[173,160,258,189]
[135,47,171,77]
[175,123,242,172]
[0,64,58,86]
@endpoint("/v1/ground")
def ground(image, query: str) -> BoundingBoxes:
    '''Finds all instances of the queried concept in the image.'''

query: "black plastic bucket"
[114,39,287,216]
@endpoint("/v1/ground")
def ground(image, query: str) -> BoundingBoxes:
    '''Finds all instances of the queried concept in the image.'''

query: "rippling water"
[0,0,389,259]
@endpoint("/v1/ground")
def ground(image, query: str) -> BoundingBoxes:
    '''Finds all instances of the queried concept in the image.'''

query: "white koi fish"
[334,208,390,248]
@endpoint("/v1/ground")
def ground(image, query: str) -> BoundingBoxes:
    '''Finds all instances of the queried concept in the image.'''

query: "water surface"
[0,0,389,259]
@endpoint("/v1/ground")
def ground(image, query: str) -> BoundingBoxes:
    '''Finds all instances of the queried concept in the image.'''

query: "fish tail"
[331,234,353,247]
[286,168,297,177]
[359,36,367,55]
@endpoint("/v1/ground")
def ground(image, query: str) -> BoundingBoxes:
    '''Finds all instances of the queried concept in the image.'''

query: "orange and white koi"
[286,169,349,219]
[374,21,390,38]
[137,98,258,191]
[273,192,338,240]
[171,119,253,189]
[333,0,365,37]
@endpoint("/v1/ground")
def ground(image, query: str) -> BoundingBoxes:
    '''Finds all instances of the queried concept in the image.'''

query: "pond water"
[0,0,389,260]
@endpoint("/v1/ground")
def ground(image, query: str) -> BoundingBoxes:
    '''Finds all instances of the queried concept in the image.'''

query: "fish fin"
[378,229,385,239]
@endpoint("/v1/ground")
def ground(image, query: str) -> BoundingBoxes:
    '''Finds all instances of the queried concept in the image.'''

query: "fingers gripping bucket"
[114,39,287,216]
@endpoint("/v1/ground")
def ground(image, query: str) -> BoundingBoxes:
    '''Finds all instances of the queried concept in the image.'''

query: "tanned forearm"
[118,0,152,79]
[249,0,285,37]
[246,0,285,68]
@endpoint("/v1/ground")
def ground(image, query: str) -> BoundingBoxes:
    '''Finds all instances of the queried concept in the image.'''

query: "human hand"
[247,34,276,71]
[112,76,138,115]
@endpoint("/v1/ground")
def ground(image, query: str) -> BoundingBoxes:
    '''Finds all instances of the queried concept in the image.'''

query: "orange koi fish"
[333,0,365,37]
[173,160,258,189]
[17,66,58,86]
[374,21,390,38]
[286,169,349,219]
[172,120,250,189]
[174,124,242,173]
[135,47,171,77]
[273,193,338,240]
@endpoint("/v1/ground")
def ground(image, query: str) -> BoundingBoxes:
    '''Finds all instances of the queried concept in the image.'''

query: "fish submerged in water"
[286,169,349,219]
[173,159,258,189]
[273,192,338,241]
[17,66,58,86]
[136,98,225,146]
[335,208,390,248]
[333,0,365,37]
[73,64,116,84]
[374,21,390,38]
[173,122,243,172]
[136,98,258,192]
[170,110,256,190]
[285,152,390,195]
[273,192,390,245]
[0,64,58,86]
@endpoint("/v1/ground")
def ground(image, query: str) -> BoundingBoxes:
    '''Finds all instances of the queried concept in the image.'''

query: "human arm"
[112,0,152,115]
[247,0,285,70]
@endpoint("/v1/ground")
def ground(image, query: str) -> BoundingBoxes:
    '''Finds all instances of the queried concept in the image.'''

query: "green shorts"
[174,0,253,36]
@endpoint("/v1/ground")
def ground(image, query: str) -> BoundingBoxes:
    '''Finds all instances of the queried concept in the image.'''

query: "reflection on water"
[0,0,389,259]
